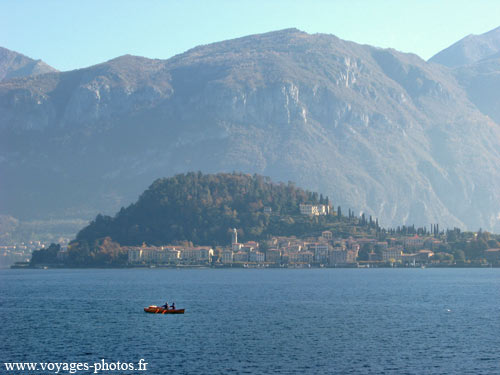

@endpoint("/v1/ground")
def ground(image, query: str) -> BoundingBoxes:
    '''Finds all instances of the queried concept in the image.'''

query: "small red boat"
[144,305,185,314]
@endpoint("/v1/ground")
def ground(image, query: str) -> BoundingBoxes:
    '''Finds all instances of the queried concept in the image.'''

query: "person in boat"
[161,301,170,310]
[171,302,176,310]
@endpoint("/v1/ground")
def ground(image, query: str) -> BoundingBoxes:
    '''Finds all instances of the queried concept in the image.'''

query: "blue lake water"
[1,268,499,374]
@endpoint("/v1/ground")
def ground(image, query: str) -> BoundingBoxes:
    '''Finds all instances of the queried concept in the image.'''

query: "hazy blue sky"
[2,0,499,71]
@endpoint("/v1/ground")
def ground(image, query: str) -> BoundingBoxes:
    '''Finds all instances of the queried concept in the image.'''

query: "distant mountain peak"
[0,46,58,81]
[102,54,163,67]
[260,27,304,34]
[176,28,309,55]
[429,25,500,67]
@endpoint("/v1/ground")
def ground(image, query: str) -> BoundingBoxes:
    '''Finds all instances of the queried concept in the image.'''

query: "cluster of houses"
[126,225,462,267]
[123,204,500,267]
[365,236,435,264]
[264,229,359,266]
[217,229,359,266]
[127,229,356,267]
[127,245,214,265]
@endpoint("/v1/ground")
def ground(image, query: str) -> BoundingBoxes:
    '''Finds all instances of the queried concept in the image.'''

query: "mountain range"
[2,27,500,233]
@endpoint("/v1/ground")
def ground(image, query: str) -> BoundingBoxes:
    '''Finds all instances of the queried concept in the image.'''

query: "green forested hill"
[75,172,339,247]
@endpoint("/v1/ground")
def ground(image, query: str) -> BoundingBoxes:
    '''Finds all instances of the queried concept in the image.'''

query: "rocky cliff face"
[2,29,500,231]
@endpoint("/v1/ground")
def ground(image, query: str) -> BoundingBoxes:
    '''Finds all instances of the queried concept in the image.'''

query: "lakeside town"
[57,203,499,269]
[9,203,500,269]
[120,229,500,268]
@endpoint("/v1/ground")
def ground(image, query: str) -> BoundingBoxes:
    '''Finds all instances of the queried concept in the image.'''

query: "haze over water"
[1,268,499,374]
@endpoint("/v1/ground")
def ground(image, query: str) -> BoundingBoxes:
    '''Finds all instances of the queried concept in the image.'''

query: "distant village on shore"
[6,203,500,269]
[123,228,435,268]
[47,203,499,269]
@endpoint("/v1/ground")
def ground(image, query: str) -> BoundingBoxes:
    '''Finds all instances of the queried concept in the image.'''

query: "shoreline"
[7,263,499,270]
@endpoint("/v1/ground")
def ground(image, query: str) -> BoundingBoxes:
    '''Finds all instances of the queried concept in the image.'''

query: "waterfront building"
[328,248,357,265]
[329,249,347,265]
[141,247,161,263]
[181,247,214,263]
[128,248,143,263]
[221,250,234,264]
[127,246,181,264]
[266,249,281,263]
[382,247,404,262]
[249,251,265,263]
[308,243,330,263]
[401,253,417,264]
[403,235,425,250]
[157,249,180,263]
[299,251,314,263]
[287,251,313,264]
[233,251,249,262]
